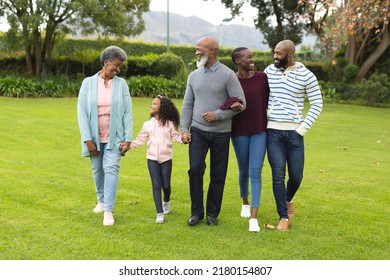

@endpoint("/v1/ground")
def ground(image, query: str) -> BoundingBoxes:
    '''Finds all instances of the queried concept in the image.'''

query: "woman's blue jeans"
[266,129,304,219]
[231,132,267,208]
[90,143,121,212]
[188,127,231,219]
[147,159,172,214]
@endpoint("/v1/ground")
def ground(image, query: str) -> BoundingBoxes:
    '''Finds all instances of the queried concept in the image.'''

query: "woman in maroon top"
[231,47,269,232]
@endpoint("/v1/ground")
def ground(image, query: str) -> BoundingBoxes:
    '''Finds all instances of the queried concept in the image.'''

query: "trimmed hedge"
[0,75,185,99]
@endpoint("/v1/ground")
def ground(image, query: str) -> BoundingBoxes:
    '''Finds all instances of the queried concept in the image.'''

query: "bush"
[321,72,390,107]
[305,61,328,81]
[126,53,185,79]
[126,53,160,77]
[344,64,359,82]
[154,53,186,79]
[0,77,35,98]
[322,57,348,83]
[319,81,340,103]
[0,76,80,98]
[219,57,236,71]
[357,72,390,106]
[128,76,186,99]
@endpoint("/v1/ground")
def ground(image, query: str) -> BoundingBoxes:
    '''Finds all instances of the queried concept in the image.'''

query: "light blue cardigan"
[77,73,133,157]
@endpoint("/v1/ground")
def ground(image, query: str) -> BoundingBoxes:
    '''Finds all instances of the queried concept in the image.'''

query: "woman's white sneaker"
[103,211,114,226]
[240,204,251,218]
[249,218,260,232]
[93,202,104,213]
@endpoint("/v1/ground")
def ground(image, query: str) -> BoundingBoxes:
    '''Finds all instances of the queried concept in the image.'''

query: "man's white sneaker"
[163,202,170,214]
[103,211,114,226]
[93,202,104,213]
[240,204,251,218]
[155,213,164,224]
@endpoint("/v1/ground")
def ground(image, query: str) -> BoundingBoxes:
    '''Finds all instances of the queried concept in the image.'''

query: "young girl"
[130,95,182,224]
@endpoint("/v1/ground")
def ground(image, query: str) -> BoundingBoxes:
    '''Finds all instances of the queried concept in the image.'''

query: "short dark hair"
[231,47,248,64]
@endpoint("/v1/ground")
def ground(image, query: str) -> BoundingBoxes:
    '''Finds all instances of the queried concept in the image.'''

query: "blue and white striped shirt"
[264,62,323,135]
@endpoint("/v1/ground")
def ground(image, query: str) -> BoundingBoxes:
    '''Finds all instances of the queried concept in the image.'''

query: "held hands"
[120,141,131,155]
[230,101,244,112]
[85,140,99,157]
[181,132,191,144]
[202,111,216,123]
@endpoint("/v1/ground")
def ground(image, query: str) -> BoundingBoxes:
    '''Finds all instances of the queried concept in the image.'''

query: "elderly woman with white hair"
[77,46,133,226]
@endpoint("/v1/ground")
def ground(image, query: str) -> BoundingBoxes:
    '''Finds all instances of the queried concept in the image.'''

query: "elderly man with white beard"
[180,36,246,226]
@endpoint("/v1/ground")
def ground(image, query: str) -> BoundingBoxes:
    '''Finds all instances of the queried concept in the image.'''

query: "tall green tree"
[214,0,305,48]
[0,0,150,76]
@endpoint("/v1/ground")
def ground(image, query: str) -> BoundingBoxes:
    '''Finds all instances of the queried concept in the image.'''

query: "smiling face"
[102,58,123,79]
[195,36,218,68]
[236,49,255,72]
[195,42,210,68]
[273,40,295,69]
[273,47,289,69]
[150,97,161,118]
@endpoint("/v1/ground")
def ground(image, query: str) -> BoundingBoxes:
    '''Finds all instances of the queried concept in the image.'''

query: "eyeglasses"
[157,95,164,99]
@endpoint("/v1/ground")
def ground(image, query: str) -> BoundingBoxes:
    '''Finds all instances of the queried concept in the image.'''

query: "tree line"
[0,0,389,82]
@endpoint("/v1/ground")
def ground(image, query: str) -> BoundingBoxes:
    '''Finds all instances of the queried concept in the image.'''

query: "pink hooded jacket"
[130,117,182,163]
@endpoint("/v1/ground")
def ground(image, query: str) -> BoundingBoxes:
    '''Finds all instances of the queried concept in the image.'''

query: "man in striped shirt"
[264,40,323,231]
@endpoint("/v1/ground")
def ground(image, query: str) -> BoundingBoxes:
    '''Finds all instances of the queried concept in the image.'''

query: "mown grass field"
[0,97,389,260]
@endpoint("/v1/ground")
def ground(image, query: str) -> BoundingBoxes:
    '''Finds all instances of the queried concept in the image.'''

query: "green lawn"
[0,97,389,260]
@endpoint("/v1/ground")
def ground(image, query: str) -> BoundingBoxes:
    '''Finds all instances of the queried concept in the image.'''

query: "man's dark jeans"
[188,127,231,218]
[267,129,304,219]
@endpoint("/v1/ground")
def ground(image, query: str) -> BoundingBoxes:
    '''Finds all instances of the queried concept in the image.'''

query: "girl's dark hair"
[231,47,248,64]
[151,95,180,129]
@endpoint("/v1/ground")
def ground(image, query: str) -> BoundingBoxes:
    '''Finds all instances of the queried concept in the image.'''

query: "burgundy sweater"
[231,72,269,137]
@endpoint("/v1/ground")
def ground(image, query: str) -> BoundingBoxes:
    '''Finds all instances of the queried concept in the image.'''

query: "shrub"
[0,76,80,98]
[128,76,185,99]
[319,81,340,103]
[305,61,328,81]
[322,57,348,83]
[154,53,186,79]
[0,77,35,98]
[126,53,185,79]
[344,64,359,82]
[357,72,390,106]
[126,53,160,77]
[219,57,236,71]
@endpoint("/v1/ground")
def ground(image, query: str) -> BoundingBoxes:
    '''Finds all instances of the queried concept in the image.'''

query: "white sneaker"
[249,218,260,232]
[103,211,114,226]
[163,202,170,214]
[240,204,251,218]
[93,202,104,213]
[155,213,164,224]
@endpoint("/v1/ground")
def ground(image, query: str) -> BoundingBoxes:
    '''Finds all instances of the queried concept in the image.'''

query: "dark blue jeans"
[267,129,304,219]
[188,127,231,218]
[147,159,172,214]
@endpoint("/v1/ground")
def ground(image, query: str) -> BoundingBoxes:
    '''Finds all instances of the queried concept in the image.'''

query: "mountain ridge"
[132,11,270,50]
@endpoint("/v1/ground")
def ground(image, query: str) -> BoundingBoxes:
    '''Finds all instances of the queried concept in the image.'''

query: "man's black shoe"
[188,215,200,226]
[206,216,218,226]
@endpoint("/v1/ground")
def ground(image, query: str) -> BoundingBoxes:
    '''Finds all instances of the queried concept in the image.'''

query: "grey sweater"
[180,62,246,133]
